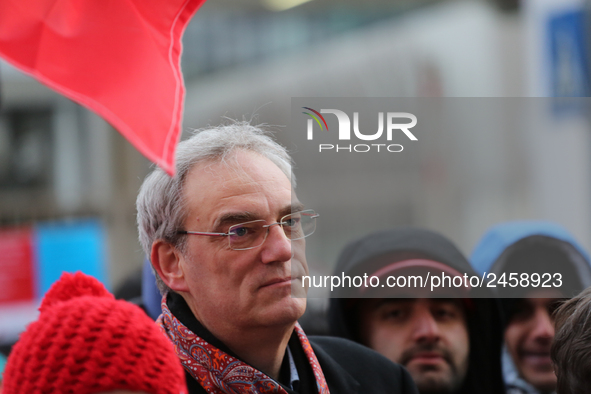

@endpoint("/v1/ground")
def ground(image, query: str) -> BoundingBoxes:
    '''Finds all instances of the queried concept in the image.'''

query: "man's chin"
[522,372,557,394]
[410,370,460,394]
[519,356,556,393]
[257,296,306,327]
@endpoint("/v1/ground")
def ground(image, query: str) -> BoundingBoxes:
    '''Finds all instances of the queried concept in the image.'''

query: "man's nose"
[531,309,555,341]
[411,310,441,343]
[261,222,292,264]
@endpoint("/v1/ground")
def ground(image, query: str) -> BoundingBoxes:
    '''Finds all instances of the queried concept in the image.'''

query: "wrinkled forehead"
[185,150,292,190]
[181,150,297,218]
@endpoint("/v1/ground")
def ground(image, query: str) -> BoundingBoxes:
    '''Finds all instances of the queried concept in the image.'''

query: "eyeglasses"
[177,209,319,251]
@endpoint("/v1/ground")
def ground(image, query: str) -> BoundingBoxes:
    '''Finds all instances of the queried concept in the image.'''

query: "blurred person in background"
[471,221,591,394]
[551,285,591,394]
[1,271,188,394]
[136,123,419,394]
[328,227,505,394]
[114,265,143,303]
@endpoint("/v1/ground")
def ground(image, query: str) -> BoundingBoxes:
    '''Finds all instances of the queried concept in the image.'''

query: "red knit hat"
[2,272,187,394]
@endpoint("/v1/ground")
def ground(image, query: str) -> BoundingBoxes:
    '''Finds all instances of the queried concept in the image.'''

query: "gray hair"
[136,122,295,294]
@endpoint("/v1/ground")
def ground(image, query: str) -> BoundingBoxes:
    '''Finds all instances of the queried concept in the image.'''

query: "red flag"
[0,0,206,175]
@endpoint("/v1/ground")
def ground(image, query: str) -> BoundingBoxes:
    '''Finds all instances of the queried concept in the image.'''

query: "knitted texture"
[3,272,187,394]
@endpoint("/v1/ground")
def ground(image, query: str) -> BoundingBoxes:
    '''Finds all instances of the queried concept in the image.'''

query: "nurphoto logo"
[302,107,417,153]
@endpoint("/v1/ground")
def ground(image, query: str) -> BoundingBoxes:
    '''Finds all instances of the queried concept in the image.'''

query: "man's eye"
[231,226,251,237]
[382,308,406,321]
[283,217,300,228]
[433,308,455,319]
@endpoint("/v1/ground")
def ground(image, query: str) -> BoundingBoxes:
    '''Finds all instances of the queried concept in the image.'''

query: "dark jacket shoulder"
[309,336,419,394]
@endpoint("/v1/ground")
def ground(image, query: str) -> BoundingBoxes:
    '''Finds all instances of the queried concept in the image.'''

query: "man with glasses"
[136,123,418,394]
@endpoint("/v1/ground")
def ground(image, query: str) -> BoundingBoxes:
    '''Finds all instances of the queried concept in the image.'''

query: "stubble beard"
[400,344,466,394]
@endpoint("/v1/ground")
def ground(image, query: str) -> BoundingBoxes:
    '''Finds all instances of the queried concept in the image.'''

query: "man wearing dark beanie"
[471,221,591,394]
[328,227,505,394]
[2,271,188,394]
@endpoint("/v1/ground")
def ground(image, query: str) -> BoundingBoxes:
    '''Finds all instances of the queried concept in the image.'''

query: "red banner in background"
[0,0,206,175]
[0,227,35,304]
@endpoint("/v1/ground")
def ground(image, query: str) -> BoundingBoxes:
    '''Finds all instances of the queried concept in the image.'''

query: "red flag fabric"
[0,0,206,175]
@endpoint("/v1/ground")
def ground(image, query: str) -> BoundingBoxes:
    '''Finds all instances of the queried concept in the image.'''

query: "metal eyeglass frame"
[176,209,319,250]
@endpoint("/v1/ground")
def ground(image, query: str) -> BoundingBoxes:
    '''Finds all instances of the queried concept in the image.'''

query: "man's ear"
[151,240,189,292]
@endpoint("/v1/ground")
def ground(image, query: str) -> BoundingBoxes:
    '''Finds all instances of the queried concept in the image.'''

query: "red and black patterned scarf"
[157,298,330,394]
